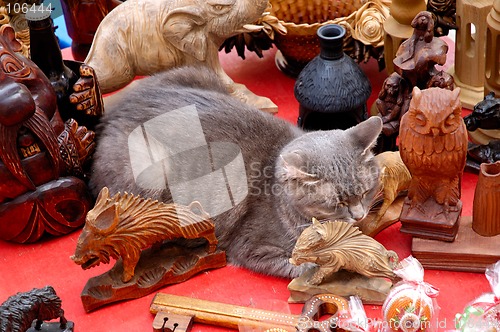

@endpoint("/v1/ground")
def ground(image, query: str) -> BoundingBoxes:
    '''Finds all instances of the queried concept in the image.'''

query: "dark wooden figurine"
[71,187,226,312]
[426,0,457,37]
[0,286,73,332]
[0,25,96,243]
[464,92,500,172]
[399,87,468,241]
[393,11,448,90]
[375,72,411,152]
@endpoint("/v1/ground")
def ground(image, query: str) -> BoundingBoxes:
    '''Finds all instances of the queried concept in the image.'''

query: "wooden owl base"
[411,216,500,272]
[399,198,462,242]
[80,243,226,312]
[26,321,74,332]
[287,268,393,305]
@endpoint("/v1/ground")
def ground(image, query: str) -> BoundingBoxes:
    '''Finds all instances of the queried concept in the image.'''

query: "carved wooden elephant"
[85,0,278,112]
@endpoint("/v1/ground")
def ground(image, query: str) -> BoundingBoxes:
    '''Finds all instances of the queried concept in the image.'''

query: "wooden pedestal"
[400,199,461,242]
[80,243,226,312]
[287,268,392,305]
[412,216,500,272]
[27,321,74,332]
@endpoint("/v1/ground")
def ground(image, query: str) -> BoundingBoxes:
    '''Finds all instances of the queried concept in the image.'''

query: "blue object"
[53,15,72,49]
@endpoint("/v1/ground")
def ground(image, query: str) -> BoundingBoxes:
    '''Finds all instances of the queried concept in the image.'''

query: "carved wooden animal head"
[406,86,461,136]
[163,0,269,61]
[71,186,214,271]
[0,25,61,194]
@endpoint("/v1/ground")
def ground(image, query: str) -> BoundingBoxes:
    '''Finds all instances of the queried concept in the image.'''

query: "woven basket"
[269,0,389,76]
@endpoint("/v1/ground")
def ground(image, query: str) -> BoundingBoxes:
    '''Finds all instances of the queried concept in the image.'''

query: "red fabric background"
[0,43,492,332]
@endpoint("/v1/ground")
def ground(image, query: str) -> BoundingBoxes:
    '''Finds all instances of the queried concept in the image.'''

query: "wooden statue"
[393,11,448,90]
[71,187,226,312]
[383,0,427,74]
[81,0,279,113]
[399,87,468,241]
[485,0,500,97]
[354,151,412,237]
[0,25,96,243]
[450,0,494,109]
[372,152,412,228]
[412,161,500,272]
[375,73,411,152]
[288,219,398,304]
[0,286,74,332]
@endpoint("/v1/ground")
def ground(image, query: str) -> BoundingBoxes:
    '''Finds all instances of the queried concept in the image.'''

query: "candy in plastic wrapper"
[382,256,440,332]
[455,261,500,332]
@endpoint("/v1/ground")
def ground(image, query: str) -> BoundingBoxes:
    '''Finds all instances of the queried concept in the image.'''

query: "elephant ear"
[163,7,209,61]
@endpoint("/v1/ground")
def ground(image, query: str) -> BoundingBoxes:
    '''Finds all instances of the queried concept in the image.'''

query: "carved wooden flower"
[352,0,389,48]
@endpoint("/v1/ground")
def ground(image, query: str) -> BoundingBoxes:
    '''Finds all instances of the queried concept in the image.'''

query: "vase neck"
[317,24,345,60]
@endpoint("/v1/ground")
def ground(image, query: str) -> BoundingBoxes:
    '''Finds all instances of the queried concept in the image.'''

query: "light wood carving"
[83,0,278,113]
[290,219,398,286]
[450,0,494,109]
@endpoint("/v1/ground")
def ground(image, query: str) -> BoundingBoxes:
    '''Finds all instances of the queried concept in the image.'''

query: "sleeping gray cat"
[89,67,383,278]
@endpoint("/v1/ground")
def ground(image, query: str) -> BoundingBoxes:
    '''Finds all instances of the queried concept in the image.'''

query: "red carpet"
[0,44,491,332]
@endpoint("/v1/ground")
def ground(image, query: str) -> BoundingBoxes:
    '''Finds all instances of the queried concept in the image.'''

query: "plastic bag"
[381,256,440,332]
[455,260,500,331]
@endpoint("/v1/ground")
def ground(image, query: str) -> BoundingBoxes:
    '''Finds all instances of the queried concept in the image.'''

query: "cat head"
[276,117,382,223]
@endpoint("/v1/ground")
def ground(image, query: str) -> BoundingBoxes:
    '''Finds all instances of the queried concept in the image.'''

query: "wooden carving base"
[287,267,393,305]
[80,244,226,312]
[412,216,500,272]
[399,199,461,242]
[27,321,74,332]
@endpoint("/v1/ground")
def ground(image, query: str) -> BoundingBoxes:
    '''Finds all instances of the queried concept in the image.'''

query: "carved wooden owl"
[399,87,467,210]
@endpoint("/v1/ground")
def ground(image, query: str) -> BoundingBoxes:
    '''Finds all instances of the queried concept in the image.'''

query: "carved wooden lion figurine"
[71,187,218,283]
[290,219,399,285]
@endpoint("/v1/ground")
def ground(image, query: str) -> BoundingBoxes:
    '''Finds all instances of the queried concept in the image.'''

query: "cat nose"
[349,204,366,221]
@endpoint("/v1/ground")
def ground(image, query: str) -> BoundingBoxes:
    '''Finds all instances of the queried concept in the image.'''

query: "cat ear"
[311,218,327,237]
[346,117,382,156]
[280,152,319,185]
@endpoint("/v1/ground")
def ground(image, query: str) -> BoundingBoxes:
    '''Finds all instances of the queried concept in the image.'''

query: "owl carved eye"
[414,112,427,126]
[445,114,456,126]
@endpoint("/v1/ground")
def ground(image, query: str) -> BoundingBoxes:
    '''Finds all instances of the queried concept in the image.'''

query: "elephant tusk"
[237,24,264,33]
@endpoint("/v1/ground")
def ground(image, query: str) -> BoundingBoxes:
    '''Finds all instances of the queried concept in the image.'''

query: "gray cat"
[89,67,383,278]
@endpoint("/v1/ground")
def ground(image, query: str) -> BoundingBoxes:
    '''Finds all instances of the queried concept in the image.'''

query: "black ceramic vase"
[294,24,372,131]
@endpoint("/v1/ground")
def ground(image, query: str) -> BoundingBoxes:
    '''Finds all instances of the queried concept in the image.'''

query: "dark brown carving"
[71,188,226,312]
[426,0,457,37]
[399,87,468,241]
[0,286,73,332]
[72,187,219,283]
[393,11,448,89]
[60,0,123,60]
[375,72,411,152]
[0,25,95,243]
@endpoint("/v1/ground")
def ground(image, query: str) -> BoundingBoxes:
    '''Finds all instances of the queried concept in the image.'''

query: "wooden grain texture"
[485,0,500,96]
[80,245,226,312]
[472,161,500,236]
[451,0,494,109]
[150,293,349,332]
[412,216,500,272]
